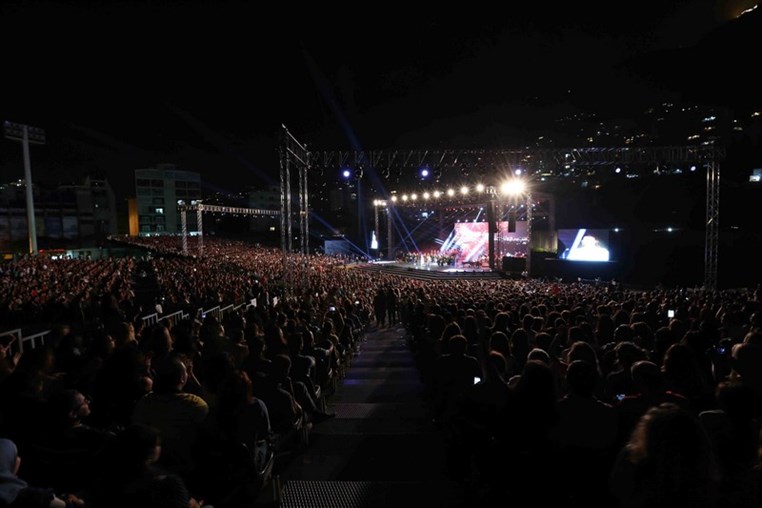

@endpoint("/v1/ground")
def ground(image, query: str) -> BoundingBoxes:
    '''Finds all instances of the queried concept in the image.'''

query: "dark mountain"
[627,6,761,111]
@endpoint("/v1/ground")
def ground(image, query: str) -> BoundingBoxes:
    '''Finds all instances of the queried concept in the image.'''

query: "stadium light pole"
[3,121,45,255]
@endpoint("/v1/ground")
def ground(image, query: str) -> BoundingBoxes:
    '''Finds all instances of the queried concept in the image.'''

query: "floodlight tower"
[3,121,46,255]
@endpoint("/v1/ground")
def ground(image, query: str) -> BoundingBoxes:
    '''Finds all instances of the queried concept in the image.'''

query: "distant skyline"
[1,0,758,198]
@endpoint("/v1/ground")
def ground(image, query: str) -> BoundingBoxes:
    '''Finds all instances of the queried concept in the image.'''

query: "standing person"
[566,234,609,261]
[386,287,398,326]
[373,288,387,328]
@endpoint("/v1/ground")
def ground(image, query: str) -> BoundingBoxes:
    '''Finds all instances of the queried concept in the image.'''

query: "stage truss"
[309,146,724,288]
[178,203,279,256]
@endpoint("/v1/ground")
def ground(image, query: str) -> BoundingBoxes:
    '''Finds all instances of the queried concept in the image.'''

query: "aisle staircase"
[275,325,462,507]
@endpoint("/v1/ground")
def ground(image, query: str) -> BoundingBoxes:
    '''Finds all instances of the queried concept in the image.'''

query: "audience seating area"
[1,237,761,507]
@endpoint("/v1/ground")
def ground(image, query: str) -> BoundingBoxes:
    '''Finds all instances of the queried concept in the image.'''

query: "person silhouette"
[567,235,609,261]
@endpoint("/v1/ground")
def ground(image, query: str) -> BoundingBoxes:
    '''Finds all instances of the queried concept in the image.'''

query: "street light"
[3,121,45,254]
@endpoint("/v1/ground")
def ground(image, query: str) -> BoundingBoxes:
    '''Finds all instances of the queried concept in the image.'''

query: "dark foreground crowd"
[0,237,761,507]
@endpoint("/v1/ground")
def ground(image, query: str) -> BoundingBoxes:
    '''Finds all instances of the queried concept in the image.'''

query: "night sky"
[0,0,757,197]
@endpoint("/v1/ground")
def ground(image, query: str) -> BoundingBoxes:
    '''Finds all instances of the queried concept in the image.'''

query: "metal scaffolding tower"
[278,126,311,295]
[705,159,720,289]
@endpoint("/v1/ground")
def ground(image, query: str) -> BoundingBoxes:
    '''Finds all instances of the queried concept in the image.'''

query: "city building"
[131,164,201,235]
[0,176,117,246]
[247,185,281,233]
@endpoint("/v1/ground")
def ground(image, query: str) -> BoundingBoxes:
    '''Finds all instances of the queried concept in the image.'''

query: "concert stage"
[357,261,503,280]
[356,258,619,282]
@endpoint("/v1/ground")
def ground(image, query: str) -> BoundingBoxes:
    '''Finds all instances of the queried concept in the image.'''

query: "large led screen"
[443,221,528,263]
[558,228,611,262]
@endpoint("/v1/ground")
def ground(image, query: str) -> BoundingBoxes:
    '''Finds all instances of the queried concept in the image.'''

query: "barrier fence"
[3,300,256,354]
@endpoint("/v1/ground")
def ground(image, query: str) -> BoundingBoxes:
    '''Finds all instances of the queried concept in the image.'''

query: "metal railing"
[0,328,23,354]
[0,327,50,354]
[1,299,256,354]
[141,309,188,328]
[22,330,52,352]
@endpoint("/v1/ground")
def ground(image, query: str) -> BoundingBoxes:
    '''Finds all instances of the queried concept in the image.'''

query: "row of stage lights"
[341,165,702,182]
[373,180,528,206]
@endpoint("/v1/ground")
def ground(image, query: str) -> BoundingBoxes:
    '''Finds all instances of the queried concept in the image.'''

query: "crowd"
[0,236,761,506]
[406,280,762,506]
[0,258,136,327]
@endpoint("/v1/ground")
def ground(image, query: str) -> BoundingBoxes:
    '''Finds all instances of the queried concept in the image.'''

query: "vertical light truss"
[286,150,292,253]
[279,126,311,295]
[297,156,304,254]
[705,160,720,289]
[525,191,533,276]
[180,209,188,255]
[301,163,309,255]
[495,203,498,266]
[278,134,289,281]
[374,203,380,252]
[387,205,394,260]
[196,207,204,256]
[280,125,311,255]
[486,186,497,269]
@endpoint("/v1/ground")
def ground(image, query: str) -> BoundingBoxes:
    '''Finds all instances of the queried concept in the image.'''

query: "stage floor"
[369,260,496,273]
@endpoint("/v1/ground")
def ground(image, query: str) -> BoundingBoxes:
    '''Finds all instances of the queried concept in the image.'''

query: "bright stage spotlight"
[423,192,430,200]
[433,190,441,198]
[500,179,526,196]
[402,194,409,202]
[342,169,351,178]
[515,168,523,176]
[460,186,469,195]
[411,193,418,201]
[447,188,455,197]
[391,195,398,202]
[476,183,485,192]
[420,168,430,178]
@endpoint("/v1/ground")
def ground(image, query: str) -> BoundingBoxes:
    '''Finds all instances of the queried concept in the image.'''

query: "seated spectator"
[194,370,272,505]
[551,360,618,505]
[552,360,617,451]
[700,382,760,507]
[610,403,717,508]
[132,357,209,475]
[0,438,83,508]
[527,348,550,365]
[257,355,303,433]
[604,342,646,403]
[617,361,689,442]
[662,343,713,411]
[46,389,110,453]
[93,424,201,508]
